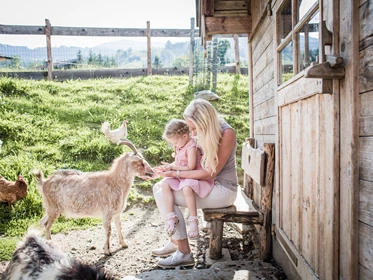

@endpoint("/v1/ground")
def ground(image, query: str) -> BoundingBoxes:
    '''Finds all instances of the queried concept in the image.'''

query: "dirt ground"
[0,203,287,279]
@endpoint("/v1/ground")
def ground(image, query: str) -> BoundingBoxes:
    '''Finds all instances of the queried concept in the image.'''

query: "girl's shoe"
[188,216,200,239]
[166,213,179,237]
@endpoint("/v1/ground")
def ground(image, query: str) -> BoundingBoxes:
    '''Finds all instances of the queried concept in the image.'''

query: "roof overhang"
[196,0,251,45]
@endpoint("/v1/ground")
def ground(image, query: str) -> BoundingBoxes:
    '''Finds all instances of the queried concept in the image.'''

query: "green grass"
[0,74,249,260]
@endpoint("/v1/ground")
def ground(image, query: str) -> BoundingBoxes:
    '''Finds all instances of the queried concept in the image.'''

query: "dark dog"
[2,230,117,280]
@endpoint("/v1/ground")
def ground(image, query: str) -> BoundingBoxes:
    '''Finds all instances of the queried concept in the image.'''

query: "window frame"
[276,0,319,85]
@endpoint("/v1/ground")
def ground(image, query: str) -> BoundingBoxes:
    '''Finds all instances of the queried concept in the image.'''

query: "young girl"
[155,118,214,239]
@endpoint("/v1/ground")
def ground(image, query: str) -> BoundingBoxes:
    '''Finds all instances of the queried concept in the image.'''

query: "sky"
[1,0,197,48]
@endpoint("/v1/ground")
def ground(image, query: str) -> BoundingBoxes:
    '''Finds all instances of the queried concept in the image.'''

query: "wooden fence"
[0,18,247,82]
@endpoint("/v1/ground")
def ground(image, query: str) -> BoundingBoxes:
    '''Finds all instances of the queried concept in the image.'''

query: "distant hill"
[0,36,252,68]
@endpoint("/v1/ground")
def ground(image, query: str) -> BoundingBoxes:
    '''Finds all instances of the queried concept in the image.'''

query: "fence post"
[206,41,211,89]
[146,21,152,76]
[189,17,195,86]
[234,34,241,75]
[212,37,218,92]
[45,19,53,81]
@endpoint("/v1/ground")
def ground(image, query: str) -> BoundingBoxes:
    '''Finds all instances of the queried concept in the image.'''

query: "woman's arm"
[158,128,236,180]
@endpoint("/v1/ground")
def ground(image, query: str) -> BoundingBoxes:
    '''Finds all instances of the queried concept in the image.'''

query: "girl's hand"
[157,170,175,178]
[160,162,173,171]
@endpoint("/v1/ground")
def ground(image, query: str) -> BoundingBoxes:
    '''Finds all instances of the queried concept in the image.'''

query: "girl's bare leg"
[162,182,179,236]
[182,186,197,216]
[183,186,199,239]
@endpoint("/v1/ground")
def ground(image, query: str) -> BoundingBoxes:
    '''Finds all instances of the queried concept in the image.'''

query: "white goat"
[33,140,154,255]
[2,230,117,280]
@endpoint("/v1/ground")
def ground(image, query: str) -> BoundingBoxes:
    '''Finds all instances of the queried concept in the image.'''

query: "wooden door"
[275,76,339,280]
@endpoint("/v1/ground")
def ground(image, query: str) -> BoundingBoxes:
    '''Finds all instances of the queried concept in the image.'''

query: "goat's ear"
[120,139,138,154]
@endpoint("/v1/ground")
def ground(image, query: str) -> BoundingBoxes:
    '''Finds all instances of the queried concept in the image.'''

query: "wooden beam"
[215,1,249,13]
[205,16,251,36]
[204,0,214,16]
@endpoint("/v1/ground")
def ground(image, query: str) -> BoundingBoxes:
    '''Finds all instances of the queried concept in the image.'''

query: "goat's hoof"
[121,243,128,249]
[104,251,111,256]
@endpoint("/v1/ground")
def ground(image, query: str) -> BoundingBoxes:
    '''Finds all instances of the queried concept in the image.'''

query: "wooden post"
[189,17,195,85]
[212,37,218,92]
[206,41,211,89]
[260,143,275,261]
[146,21,152,76]
[248,41,254,138]
[234,34,241,74]
[209,219,224,259]
[45,19,53,81]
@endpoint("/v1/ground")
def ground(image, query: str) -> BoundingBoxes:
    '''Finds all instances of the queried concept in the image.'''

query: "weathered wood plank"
[360,90,373,136]
[253,97,275,121]
[339,1,360,278]
[253,116,276,135]
[359,1,373,50]
[215,1,248,11]
[360,137,373,181]
[250,0,270,35]
[359,179,373,226]
[277,74,327,107]
[251,11,273,56]
[300,96,318,269]
[253,41,274,80]
[360,264,373,280]
[205,16,251,35]
[204,0,214,16]
[241,142,266,185]
[0,24,200,37]
[253,77,274,106]
[360,116,373,136]
[359,222,373,273]
[359,44,373,93]
[317,94,337,280]
[290,101,301,249]
[253,58,274,93]
[279,105,292,237]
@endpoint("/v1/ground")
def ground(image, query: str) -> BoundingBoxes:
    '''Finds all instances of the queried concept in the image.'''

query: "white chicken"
[101,120,128,145]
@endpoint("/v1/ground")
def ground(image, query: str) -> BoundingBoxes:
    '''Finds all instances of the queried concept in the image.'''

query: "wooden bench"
[203,140,275,261]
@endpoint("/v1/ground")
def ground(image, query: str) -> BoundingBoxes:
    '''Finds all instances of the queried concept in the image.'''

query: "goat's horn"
[119,139,138,154]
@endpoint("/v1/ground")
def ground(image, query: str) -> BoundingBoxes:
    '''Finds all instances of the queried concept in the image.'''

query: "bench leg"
[209,219,224,260]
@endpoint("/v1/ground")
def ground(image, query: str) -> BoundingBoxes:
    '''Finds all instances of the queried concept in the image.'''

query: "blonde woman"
[152,98,238,268]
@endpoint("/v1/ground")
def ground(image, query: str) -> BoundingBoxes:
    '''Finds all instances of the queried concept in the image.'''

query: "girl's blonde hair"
[183,99,222,175]
[162,118,190,140]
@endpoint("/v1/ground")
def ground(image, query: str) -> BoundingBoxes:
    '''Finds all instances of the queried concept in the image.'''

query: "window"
[277,0,319,85]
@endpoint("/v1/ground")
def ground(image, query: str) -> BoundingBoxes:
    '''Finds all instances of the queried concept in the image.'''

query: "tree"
[153,55,162,68]
[173,55,189,68]
[76,50,84,65]
[217,39,231,66]
[8,56,21,69]
[97,53,104,66]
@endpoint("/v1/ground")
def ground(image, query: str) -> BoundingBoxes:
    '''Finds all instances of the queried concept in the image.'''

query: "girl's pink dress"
[160,139,214,198]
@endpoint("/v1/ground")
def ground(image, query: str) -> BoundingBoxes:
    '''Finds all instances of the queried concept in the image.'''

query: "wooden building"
[196,0,372,279]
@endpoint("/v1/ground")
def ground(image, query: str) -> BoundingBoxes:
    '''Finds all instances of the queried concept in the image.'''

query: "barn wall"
[249,2,276,207]
[251,9,276,149]
[358,0,373,279]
